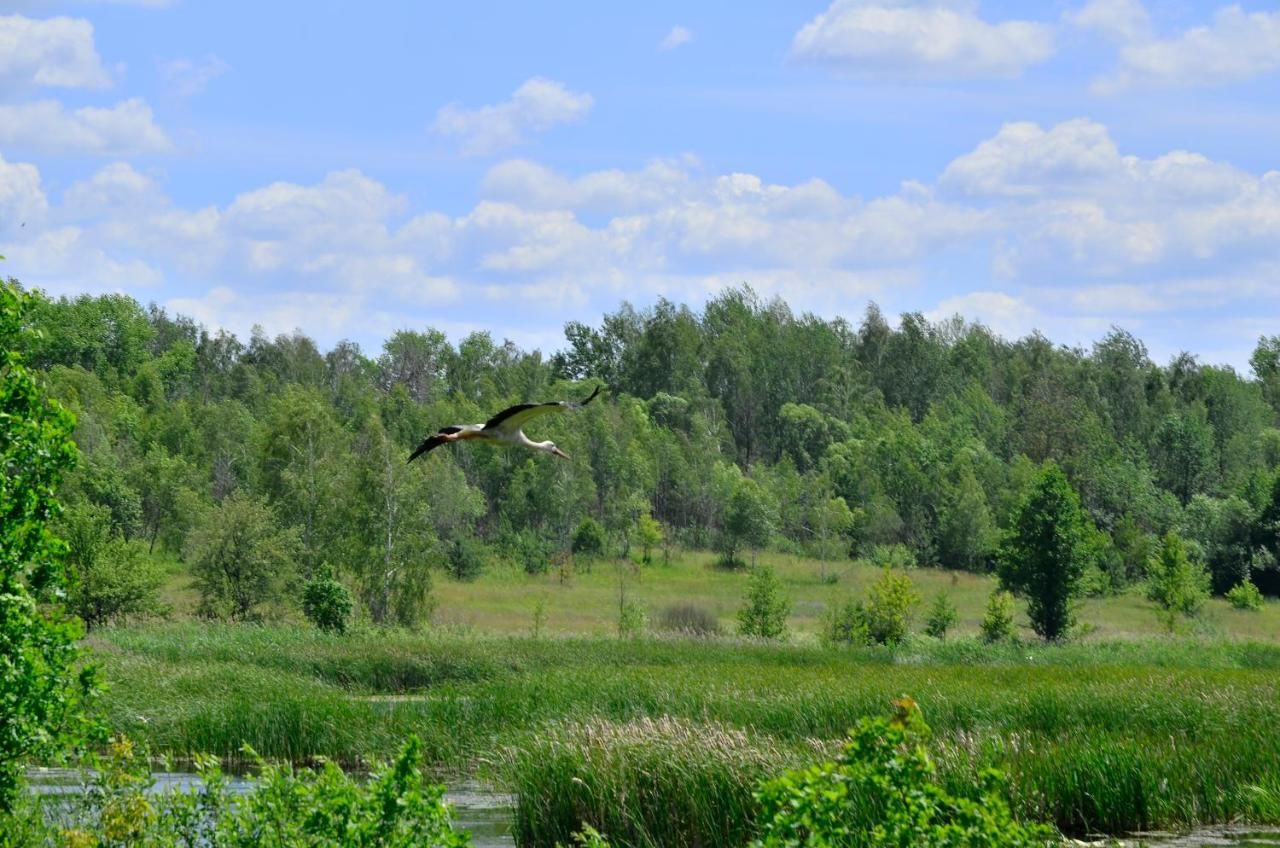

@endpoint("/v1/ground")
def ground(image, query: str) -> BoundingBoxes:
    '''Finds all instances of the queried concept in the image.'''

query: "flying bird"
[407,385,601,464]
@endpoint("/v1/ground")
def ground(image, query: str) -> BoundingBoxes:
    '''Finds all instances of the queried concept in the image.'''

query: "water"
[26,769,514,848]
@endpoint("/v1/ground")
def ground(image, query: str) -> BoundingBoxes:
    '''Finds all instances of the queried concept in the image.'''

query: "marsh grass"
[90,624,1280,842]
[503,717,803,848]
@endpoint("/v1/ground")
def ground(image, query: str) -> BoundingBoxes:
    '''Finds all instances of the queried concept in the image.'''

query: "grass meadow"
[158,547,1280,642]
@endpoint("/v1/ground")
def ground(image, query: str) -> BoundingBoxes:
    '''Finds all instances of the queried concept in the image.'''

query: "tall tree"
[1,279,98,806]
[998,462,1088,641]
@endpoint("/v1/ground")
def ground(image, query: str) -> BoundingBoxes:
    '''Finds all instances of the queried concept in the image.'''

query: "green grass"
[426,549,1280,642]
[90,623,1280,844]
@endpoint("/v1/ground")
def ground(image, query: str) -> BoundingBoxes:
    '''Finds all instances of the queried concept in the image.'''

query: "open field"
[157,548,1280,642]
[91,621,1280,844]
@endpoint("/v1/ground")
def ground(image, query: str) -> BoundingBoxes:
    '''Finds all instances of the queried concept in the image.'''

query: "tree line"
[11,279,1280,629]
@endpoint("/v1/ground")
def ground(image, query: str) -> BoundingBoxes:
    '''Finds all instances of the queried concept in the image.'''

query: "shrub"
[822,597,868,647]
[617,600,647,639]
[868,542,917,571]
[27,735,471,846]
[185,492,300,621]
[514,531,553,576]
[446,536,487,581]
[572,517,607,559]
[924,593,958,640]
[738,565,790,639]
[1146,531,1209,630]
[1226,580,1264,611]
[865,567,919,646]
[636,513,664,564]
[61,502,166,629]
[656,603,722,637]
[981,590,1016,643]
[302,575,354,634]
[753,698,1057,847]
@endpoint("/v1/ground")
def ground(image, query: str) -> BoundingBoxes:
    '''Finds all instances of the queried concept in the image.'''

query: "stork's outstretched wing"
[407,426,464,463]
[483,384,602,433]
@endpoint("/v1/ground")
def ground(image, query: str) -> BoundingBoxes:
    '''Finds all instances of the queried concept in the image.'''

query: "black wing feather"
[407,426,462,464]
[483,384,602,430]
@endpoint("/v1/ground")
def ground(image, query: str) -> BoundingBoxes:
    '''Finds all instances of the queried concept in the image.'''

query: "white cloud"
[939,118,1280,282]
[0,152,48,237]
[61,161,164,219]
[792,0,1054,79]
[1095,5,1280,94]
[6,116,1280,371]
[0,98,172,155]
[927,291,1043,339]
[433,77,593,156]
[1066,0,1149,43]
[939,119,1124,197]
[158,54,228,97]
[0,14,110,92]
[659,25,692,51]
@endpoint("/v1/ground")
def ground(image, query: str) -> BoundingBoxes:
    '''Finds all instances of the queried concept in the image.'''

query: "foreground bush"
[754,698,1057,847]
[15,735,471,847]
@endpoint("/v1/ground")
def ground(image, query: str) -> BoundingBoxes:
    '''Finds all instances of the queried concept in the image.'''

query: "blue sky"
[2,1,1279,369]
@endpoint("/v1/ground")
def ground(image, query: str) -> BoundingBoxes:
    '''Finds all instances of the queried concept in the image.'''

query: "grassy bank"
[90,624,1280,843]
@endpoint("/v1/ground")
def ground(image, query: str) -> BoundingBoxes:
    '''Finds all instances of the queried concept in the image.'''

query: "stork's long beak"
[551,446,570,460]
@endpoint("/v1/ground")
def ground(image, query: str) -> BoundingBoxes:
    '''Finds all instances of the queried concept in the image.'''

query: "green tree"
[924,593,958,639]
[720,477,775,568]
[0,278,98,807]
[186,491,300,621]
[60,502,165,629]
[980,590,1016,643]
[937,461,996,571]
[1146,531,1209,631]
[636,512,664,564]
[572,516,608,569]
[822,597,869,647]
[737,565,790,639]
[1150,413,1216,505]
[864,567,920,645]
[348,416,438,626]
[998,462,1088,641]
[810,492,855,582]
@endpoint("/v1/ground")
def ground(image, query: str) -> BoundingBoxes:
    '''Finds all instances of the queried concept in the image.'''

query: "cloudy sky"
[2,1,1279,368]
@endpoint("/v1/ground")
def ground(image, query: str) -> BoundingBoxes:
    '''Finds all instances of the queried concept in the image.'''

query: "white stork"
[407,385,601,464]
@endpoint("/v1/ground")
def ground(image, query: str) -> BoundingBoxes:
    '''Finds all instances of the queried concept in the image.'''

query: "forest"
[12,278,1280,634]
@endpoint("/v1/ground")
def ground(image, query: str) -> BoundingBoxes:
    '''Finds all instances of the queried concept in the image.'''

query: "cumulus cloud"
[1065,0,1150,43]
[0,14,110,92]
[433,77,593,156]
[940,118,1280,281]
[659,25,692,51]
[1094,5,1280,94]
[159,54,228,97]
[61,161,165,219]
[792,0,1054,79]
[0,152,48,236]
[5,116,1280,367]
[0,98,172,155]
